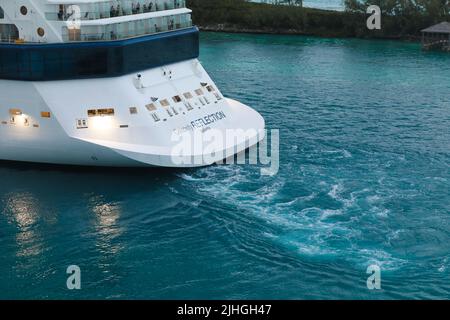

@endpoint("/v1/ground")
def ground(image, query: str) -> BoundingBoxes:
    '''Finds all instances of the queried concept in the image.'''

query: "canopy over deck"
[421,22,450,34]
[421,22,450,51]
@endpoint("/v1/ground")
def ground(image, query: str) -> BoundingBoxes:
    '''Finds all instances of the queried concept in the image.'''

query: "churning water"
[0,32,449,299]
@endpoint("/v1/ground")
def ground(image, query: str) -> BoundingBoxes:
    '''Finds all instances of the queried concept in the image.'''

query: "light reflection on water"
[1,32,450,299]
[1,187,126,263]
[0,165,179,298]
[3,192,44,259]
[90,195,125,270]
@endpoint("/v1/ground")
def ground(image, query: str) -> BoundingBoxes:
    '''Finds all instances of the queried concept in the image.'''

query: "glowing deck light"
[90,115,115,130]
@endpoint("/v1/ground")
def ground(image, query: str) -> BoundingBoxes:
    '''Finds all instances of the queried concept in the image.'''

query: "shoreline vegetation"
[187,0,449,40]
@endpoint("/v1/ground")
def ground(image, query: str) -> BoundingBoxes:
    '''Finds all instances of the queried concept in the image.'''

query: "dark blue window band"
[0,27,199,81]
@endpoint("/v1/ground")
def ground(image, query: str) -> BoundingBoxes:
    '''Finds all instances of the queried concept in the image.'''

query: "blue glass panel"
[0,27,199,81]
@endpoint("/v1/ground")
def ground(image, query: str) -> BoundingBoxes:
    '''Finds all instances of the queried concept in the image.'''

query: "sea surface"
[1,32,450,299]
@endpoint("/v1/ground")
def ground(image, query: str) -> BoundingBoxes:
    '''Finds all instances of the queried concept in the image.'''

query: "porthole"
[37,27,45,37]
[20,6,28,16]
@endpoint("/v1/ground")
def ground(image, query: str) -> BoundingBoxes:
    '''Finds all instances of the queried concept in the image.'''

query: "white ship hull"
[0,59,265,167]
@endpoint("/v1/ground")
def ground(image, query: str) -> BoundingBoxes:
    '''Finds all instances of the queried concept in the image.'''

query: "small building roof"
[422,22,450,34]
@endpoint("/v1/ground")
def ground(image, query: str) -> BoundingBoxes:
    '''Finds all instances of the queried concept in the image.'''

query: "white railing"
[46,0,186,21]
[0,24,20,43]
[61,13,192,41]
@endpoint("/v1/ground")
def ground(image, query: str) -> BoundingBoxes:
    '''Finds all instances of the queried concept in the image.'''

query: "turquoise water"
[1,33,450,299]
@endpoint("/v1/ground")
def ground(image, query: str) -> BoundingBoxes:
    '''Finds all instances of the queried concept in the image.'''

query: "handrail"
[45,0,186,21]
[61,14,192,42]
[62,24,192,42]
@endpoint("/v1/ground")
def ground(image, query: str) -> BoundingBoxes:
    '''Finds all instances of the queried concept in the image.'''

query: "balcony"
[61,12,192,42]
[46,0,186,21]
[0,24,19,43]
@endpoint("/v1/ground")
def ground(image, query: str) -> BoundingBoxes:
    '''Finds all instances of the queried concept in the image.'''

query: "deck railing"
[61,14,192,42]
[0,24,20,43]
[45,0,186,21]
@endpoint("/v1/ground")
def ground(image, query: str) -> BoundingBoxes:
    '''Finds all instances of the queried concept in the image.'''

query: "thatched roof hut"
[422,22,450,34]
[421,22,450,51]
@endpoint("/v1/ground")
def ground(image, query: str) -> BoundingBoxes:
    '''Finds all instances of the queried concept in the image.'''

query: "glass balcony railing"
[61,13,192,42]
[0,24,20,43]
[46,0,186,21]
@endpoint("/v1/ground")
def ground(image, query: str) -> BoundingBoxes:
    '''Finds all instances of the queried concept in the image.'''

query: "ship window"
[9,109,22,116]
[206,85,215,92]
[0,26,199,80]
[172,96,182,103]
[76,119,88,129]
[0,6,4,19]
[41,111,51,118]
[20,6,28,16]
[97,108,115,116]
[146,103,157,111]
[88,108,114,117]
[184,92,193,99]
[160,99,170,107]
[129,107,138,114]
[37,27,45,37]
[0,24,19,42]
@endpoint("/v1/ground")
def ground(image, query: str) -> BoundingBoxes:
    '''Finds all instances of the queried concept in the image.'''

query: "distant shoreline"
[188,0,434,42]
[199,25,309,36]
[197,25,421,42]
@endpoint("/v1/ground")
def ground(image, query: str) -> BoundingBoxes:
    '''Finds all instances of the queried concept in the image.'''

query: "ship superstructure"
[0,1,265,167]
